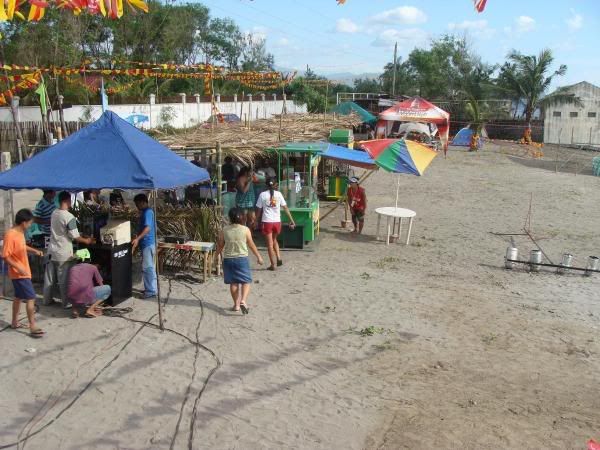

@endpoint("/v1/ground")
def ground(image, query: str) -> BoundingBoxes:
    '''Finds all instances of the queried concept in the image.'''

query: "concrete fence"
[0,94,306,130]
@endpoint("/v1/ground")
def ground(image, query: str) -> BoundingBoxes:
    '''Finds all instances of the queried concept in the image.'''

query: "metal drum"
[505,247,518,269]
[529,249,542,272]
[585,256,599,276]
[557,253,573,274]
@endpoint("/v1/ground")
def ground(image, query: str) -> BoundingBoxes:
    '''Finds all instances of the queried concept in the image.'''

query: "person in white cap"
[347,177,367,234]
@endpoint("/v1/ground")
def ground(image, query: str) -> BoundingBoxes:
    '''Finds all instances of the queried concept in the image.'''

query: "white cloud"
[336,18,360,33]
[277,37,290,46]
[515,16,536,33]
[503,16,535,37]
[370,6,427,25]
[372,28,428,48]
[566,9,583,31]
[249,26,267,41]
[448,19,496,39]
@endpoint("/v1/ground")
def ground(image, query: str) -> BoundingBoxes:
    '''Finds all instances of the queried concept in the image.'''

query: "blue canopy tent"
[0,111,209,190]
[0,111,210,330]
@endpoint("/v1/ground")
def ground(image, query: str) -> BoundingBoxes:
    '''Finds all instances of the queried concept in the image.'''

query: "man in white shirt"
[43,191,95,307]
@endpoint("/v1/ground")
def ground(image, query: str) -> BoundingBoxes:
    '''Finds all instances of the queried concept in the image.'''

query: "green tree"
[241,34,275,72]
[353,77,381,93]
[497,49,581,126]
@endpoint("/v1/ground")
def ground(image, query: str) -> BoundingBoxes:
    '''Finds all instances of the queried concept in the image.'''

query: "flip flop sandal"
[277,259,283,267]
[231,307,241,312]
[30,328,45,338]
[240,304,249,315]
[267,266,276,271]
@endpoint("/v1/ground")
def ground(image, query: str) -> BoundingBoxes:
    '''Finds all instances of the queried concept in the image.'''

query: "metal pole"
[152,191,164,331]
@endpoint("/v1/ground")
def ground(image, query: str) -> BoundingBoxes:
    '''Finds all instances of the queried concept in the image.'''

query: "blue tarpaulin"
[321,143,376,169]
[0,111,210,190]
[269,141,376,169]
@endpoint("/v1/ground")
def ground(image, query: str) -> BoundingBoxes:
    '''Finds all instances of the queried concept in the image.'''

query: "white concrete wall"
[0,95,306,130]
[544,82,600,146]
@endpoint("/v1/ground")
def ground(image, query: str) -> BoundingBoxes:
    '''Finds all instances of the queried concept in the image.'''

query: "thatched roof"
[157,113,361,165]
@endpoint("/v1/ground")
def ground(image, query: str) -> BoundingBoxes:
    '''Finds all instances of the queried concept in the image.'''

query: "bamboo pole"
[54,74,67,139]
[216,141,223,207]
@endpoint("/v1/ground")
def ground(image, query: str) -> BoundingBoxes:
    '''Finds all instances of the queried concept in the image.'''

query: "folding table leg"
[386,217,391,245]
[203,252,208,283]
[398,217,403,242]
[406,217,414,245]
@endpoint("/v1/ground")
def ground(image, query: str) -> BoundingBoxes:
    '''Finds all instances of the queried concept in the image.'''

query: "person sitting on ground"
[3,209,45,336]
[347,176,367,234]
[216,207,263,314]
[44,191,95,307]
[67,259,111,318]
[33,190,56,236]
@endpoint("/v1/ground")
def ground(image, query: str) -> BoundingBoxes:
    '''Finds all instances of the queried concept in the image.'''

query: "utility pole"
[391,42,398,97]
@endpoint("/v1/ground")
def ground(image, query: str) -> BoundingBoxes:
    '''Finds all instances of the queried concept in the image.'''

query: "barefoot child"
[3,209,45,336]
[217,207,263,314]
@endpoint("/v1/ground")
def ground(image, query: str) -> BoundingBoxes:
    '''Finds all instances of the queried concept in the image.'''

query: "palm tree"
[498,49,582,127]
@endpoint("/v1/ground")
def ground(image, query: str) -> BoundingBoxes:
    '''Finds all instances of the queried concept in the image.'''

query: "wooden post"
[240,91,245,120]
[278,103,284,141]
[1,152,12,297]
[216,141,223,207]
[54,75,67,139]
[323,81,329,126]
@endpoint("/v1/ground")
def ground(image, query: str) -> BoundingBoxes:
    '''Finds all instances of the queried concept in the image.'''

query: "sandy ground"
[1,142,599,450]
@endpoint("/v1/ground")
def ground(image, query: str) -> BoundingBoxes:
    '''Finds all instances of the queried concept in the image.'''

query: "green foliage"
[0,1,278,104]
[497,49,581,124]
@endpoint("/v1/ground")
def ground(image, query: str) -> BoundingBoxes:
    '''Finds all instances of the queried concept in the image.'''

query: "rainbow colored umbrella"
[359,138,438,207]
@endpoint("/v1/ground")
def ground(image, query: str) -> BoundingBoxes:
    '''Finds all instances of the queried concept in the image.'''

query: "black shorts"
[12,278,36,300]
[352,209,365,222]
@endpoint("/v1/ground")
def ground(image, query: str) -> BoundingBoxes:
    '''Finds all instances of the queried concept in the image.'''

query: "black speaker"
[88,243,132,305]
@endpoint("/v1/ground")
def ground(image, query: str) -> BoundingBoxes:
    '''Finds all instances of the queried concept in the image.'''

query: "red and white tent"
[376,96,450,153]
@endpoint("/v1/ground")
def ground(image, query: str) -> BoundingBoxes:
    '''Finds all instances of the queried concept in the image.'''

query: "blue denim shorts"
[12,278,36,300]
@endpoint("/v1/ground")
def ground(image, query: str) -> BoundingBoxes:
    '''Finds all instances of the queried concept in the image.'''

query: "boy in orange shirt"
[3,209,44,336]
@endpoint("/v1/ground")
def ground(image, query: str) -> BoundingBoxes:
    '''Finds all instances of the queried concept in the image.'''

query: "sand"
[1,142,599,449]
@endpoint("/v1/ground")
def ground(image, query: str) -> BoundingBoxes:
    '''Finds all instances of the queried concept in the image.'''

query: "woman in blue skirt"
[217,207,263,314]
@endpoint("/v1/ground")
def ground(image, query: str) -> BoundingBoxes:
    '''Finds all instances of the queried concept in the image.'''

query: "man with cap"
[347,176,367,234]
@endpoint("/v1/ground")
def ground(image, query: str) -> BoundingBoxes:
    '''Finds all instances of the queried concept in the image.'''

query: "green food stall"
[265,142,322,248]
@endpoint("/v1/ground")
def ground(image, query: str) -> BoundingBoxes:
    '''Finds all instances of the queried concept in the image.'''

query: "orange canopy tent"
[376,96,451,155]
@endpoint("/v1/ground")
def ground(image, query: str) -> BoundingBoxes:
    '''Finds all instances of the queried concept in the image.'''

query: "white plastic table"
[375,207,416,245]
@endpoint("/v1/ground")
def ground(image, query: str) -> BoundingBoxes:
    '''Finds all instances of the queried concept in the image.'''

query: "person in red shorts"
[3,209,45,337]
[256,178,295,271]
[347,177,367,234]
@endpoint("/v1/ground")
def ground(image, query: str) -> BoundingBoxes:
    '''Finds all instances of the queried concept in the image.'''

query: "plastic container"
[529,249,542,272]
[557,253,573,274]
[585,256,599,276]
[505,247,518,269]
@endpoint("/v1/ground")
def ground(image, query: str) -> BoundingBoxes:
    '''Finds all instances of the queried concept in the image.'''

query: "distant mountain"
[324,72,380,85]
[274,66,380,87]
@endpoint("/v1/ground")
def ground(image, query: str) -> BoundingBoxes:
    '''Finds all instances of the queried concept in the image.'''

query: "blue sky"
[200,0,600,86]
